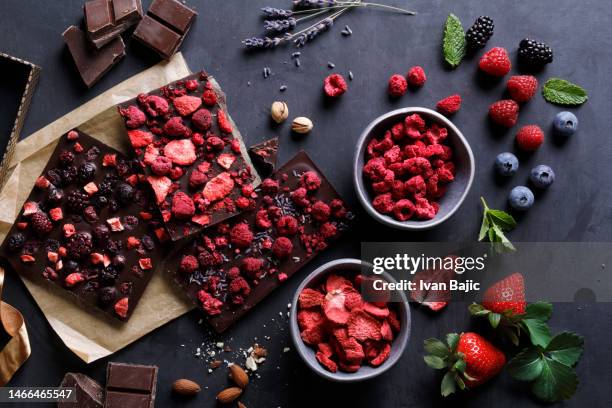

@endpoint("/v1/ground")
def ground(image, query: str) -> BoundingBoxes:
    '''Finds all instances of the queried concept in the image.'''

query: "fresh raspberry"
[507,75,538,103]
[151,156,173,175]
[163,116,191,138]
[489,99,519,127]
[119,105,146,128]
[164,139,197,166]
[479,47,511,77]
[171,192,196,219]
[127,129,153,148]
[229,223,254,248]
[202,172,234,202]
[277,215,299,236]
[323,73,348,98]
[191,108,212,131]
[272,236,293,258]
[387,74,408,97]
[30,212,53,235]
[407,66,427,87]
[173,95,202,116]
[217,110,233,133]
[516,125,544,151]
[436,94,462,115]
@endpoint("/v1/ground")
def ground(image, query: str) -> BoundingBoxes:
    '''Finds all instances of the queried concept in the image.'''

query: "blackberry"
[91,195,109,209]
[46,169,64,187]
[98,286,117,306]
[92,224,110,243]
[86,146,100,161]
[106,239,123,254]
[44,239,60,253]
[112,254,126,269]
[47,187,64,205]
[116,183,134,204]
[58,151,75,167]
[66,232,93,260]
[7,233,26,252]
[62,166,77,184]
[64,260,79,273]
[98,180,114,195]
[67,190,89,212]
[466,16,494,50]
[99,266,119,286]
[31,212,53,236]
[518,38,553,66]
[78,162,97,183]
[83,206,99,223]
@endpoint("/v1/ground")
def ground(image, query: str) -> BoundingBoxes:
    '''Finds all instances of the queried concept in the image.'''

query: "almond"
[217,387,242,404]
[229,364,249,389]
[172,378,201,396]
[238,402,247,408]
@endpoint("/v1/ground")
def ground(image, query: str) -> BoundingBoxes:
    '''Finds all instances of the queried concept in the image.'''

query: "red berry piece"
[323,73,348,98]
[516,125,544,151]
[506,75,538,103]
[387,74,407,97]
[488,100,519,127]
[436,94,462,115]
[407,66,426,87]
[479,47,511,77]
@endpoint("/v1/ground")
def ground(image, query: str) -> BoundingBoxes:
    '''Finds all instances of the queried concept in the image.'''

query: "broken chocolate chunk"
[248,137,279,177]
[58,372,104,408]
[84,0,143,49]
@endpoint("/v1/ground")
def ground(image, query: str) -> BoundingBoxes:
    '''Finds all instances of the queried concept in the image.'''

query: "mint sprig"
[542,78,588,105]
[442,14,466,68]
[479,197,517,252]
[508,331,584,402]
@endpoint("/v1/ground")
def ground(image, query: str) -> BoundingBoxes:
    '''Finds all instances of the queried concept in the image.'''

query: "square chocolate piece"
[58,373,104,408]
[117,71,257,241]
[105,362,158,408]
[165,151,354,332]
[133,0,196,60]
[0,131,168,321]
[84,0,143,49]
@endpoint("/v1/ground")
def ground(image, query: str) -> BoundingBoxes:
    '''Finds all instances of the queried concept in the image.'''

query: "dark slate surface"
[0,0,610,406]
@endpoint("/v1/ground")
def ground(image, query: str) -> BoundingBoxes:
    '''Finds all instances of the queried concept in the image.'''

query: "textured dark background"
[1,0,611,406]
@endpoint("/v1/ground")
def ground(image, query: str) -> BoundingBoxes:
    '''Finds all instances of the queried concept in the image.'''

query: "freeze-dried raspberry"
[141,95,169,117]
[424,144,445,158]
[390,122,404,141]
[127,129,153,148]
[229,223,254,248]
[372,193,394,214]
[171,192,196,220]
[272,236,293,258]
[179,254,199,273]
[217,110,233,133]
[276,215,299,235]
[383,145,402,164]
[197,290,223,316]
[151,156,173,175]
[147,175,172,204]
[414,197,437,220]
[240,256,264,278]
[206,136,225,151]
[319,222,337,239]
[300,171,321,191]
[173,95,202,116]
[424,123,448,144]
[119,105,146,128]
[388,74,408,97]
[185,79,198,91]
[407,66,427,87]
[299,288,325,309]
[163,116,191,138]
[393,199,416,221]
[203,172,234,202]
[255,209,272,229]
[202,89,217,106]
[347,310,382,342]
[311,201,331,222]
[404,114,426,139]
[404,157,433,178]
[363,157,387,181]
[189,169,208,188]
[323,73,348,98]
[372,180,390,194]
[192,108,212,131]
[235,196,253,210]
[229,277,251,305]
[405,175,426,197]
[436,165,455,183]
[259,179,278,195]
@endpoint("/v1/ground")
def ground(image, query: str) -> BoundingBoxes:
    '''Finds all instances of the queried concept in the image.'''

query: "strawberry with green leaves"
[424,332,506,396]
[482,272,526,315]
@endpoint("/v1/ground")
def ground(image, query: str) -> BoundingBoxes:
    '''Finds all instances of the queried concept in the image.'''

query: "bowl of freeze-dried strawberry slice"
[290,258,410,382]
[354,107,475,230]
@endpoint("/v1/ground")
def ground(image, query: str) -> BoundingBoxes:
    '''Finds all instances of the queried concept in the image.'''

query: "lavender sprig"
[293,17,334,47]
[242,36,283,49]
[264,18,298,32]
[261,7,293,18]
[293,0,337,8]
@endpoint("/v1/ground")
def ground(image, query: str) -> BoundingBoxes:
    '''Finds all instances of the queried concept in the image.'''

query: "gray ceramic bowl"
[290,258,411,382]
[353,107,475,230]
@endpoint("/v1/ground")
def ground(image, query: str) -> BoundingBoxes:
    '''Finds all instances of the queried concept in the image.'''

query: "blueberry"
[553,111,578,138]
[508,186,534,210]
[494,152,519,176]
[530,165,555,189]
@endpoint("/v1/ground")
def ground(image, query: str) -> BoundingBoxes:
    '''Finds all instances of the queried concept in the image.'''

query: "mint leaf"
[487,209,517,231]
[543,78,588,105]
[441,371,457,396]
[523,318,552,348]
[508,347,544,381]
[546,332,584,367]
[424,338,450,358]
[531,358,579,402]
[524,302,553,322]
[442,14,466,68]
[424,355,446,369]
[479,197,517,251]
[478,213,490,241]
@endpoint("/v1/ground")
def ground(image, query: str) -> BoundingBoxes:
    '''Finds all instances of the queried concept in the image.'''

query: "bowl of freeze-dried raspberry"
[290,258,410,382]
[354,107,474,230]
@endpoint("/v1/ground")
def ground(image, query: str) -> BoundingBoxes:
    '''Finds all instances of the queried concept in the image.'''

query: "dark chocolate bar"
[117,71,257,241]
[58,373,104,408]
[132,0,196,60]
[164,151,354,332]
[0,131,168,321]
[62,26,125,88]
[84,0,143,49]
[105,362,158,408]
[248,137,279,177]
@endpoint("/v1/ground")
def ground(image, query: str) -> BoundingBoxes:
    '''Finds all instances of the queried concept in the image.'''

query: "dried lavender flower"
[242,36,283,49]
[293,0,336,8]
[264,18,297,32]
[261,7,293,18]
[294,17,334,47]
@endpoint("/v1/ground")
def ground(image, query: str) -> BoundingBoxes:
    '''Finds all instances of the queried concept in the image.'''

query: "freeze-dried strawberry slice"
[316,351,338,373]
[386,310,401,333]
[338,362,361,373]
[318,342,334,357]
[127,129,153,148]
[323,289,349,325]
[297,309,325,331]
[171,191,196,220]
[380,320,394,341]
[347,310,382,342]
[203,172,234,202]
[369,343,391,367]
[325,274,353,293]
[343,287,363,310]
[217,110,233,133]
[144,144,160,165]
[114,297,129,319]
[299,288,325,309]
[216,153,236,170]
[147,175,172,204]
[340,336,365,364]
[173,95,202,116]
[301,326,326,345]
[164,139,197,166]
[363,302,390,319]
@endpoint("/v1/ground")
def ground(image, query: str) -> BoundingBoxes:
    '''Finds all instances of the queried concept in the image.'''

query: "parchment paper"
[0,54,195,363]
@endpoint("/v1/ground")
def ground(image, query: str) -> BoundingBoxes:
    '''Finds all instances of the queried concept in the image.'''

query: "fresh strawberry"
[489,99,519,127]
[436,94,462,115]
[424,332,506,396]
[516,125,544,151]
[506,75,538,103]
[164,139,197,165]
[479,47,511,77]
[173,95,202,116]
[482,272,526,315]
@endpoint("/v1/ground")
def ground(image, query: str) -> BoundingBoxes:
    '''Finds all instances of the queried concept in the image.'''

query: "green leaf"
[487,209,517,231]
[508,347,544,381]
[446,333,460,351]
[442,14,466,68]
[424,338,450,358]
[488,312,501,328]
[441,371,457,397]
[531,358,579,402]
[524,302,553,322]
[523,319,552,348]
[455,373,466,390]
[479,198,517,251]
[543,78,588,106]
[424,355,447,369]
[468,303,487,315]
[478,214,490,241]
[453,359,466,373]
[546,332,584,367]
